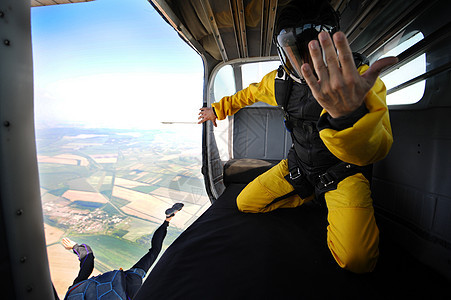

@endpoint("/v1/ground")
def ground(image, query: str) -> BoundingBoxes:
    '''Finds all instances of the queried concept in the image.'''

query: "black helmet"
[274,0,340,82]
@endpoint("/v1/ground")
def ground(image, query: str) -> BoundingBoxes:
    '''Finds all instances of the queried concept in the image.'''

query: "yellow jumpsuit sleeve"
[211,70,278,120]
[319,65,393,166]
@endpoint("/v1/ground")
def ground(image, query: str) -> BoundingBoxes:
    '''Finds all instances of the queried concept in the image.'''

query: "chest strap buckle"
[318,172,335,188]
[289,167,302,181]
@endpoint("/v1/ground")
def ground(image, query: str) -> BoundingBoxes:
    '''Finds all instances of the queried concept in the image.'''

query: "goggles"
[276,24,335,81]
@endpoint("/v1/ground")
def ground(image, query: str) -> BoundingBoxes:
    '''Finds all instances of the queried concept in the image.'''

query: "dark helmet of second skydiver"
[274,0,340,83]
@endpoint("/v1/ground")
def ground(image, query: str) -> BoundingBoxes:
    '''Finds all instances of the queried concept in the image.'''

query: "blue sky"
[31,0,204,129]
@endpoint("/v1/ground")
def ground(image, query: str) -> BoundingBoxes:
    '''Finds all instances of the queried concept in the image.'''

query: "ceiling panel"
[31,0,94,7]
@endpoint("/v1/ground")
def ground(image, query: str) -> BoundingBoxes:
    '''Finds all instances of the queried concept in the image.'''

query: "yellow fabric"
[236,159,314,213]
[324,173,379,273]
[212,70,278,120]
[319,65,393,166]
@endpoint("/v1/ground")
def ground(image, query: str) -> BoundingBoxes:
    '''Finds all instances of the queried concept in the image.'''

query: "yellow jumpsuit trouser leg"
[236,159,379,273]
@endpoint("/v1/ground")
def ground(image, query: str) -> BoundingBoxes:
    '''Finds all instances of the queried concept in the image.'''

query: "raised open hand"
[301,31,398,118]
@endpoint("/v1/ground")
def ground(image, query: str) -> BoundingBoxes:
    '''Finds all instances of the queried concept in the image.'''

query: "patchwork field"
[62,190,108,203]
[37,127,210,299]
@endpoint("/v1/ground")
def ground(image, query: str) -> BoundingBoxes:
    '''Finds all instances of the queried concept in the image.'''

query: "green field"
[38,126,207,275]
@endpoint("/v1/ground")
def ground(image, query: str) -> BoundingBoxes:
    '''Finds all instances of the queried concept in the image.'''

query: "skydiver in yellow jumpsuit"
[198,0,398,274]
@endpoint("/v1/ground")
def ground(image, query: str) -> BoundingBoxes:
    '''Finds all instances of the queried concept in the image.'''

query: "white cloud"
[34,71,203,129]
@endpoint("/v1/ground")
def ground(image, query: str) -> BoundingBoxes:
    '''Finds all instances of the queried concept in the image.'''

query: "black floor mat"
[135,184,450,299]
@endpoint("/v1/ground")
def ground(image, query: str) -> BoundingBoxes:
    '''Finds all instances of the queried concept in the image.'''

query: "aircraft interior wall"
[0,0,55,299]
[370,0,451,280]
[373,107,451,281]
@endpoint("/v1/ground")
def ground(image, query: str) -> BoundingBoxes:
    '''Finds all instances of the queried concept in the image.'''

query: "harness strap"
[275,66,293,119]
[266,160,371,209]
[285,150,314,199]
[284,117,315,134]
[264,151,314,209]
[315,162,372,195]
[281,73,292,113]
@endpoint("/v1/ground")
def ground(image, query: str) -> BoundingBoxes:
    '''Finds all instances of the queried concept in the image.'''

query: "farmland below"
[37,126,210,297]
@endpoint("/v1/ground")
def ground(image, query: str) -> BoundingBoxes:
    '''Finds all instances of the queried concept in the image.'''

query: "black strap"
[281,79,293,114]
[276,67,295,134]
[265,160,372,209]
[285,149,314,198]
[275,66,293,114]
[264,150,314,209]
[315,162,372,195]
[264,189,300,209]
[284,117,316,134]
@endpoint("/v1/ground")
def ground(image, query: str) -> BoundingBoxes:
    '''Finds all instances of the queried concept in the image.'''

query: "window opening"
[380,32,426,105]
[213,64,236,102]
[211,60,280,162]
[211,64,235,161]
[241,60,280,88]
[32,1,207,298]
